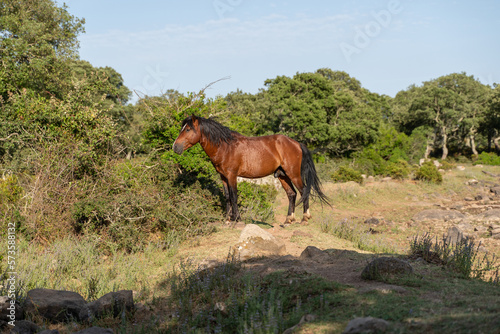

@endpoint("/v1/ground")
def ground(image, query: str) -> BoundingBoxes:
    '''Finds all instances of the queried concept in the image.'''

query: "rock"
[283,314,317,334]
[412,209,465,222]
[235,224,286,260]
[300,246,331,263]
[87,290,134,319]
[235,237,286,261]
[361,257,413,280]
[239,224,275,243]
[72,327,114,334]
[490,186,500,196]
[24,289,89,323]
[473,209,500,223]
[214,302,228,315]
[342,317,389,334]
[433,160,442,168]
[366,176,375,183]
[466,179,479,185]
[9,320,40,334]
[364,217,380,225]
[445,226,465,245]
[0,295,23,322]
[457,165,465,171]
[380,177,392,182]
[490,225,500,239]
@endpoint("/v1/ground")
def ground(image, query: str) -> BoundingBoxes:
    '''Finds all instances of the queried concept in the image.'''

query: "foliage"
[331,165,363,184]
[392,73,493,159]
[166,253,341,333]
[415,161,443,183]
[237,181,278,223]
[253,69,383,156]
[410,233,499,281]
[474,152,500,166]
[0,0,85,99]
[384,159,411,180]
[320,218,396,254]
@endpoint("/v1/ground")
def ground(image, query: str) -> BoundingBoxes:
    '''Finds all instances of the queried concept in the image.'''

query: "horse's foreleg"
[227,175,241,222]
[221,177,232,222]
[278,174,297,225]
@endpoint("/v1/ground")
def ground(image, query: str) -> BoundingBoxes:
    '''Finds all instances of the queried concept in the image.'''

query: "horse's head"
[172,115,202,154]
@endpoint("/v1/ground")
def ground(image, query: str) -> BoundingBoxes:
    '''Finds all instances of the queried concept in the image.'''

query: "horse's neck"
[199,136,225,162]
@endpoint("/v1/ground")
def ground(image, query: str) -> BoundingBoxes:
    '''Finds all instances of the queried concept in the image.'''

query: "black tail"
[298,143,330,206]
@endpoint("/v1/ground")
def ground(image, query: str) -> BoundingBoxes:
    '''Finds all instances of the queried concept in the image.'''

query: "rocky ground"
[3,165,500,333]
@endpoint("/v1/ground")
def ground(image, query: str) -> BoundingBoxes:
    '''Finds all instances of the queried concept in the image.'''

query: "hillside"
[7,164,500,333]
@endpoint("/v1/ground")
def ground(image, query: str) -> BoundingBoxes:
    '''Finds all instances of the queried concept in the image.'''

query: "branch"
[0,133,19,141]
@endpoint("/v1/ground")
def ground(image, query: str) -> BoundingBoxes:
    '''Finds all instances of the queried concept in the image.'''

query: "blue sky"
[63,0,500,102]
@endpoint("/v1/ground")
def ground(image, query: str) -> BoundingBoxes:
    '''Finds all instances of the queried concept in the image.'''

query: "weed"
[320,218,396,254]
[165,252,341,333]
[409,233,499,282]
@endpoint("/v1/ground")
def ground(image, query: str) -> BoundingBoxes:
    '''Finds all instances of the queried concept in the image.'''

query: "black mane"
[182,116,237,145]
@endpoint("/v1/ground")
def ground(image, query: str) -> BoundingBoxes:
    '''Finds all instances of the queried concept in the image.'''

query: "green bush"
[474,152,500,166]
[415,161,442,183]
[237,181,278,223]
[439,159,456,170]
[385,159,411,179]
[331,165,363,184]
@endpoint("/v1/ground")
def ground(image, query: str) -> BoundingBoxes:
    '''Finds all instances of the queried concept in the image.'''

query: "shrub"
[331,165,363,184]
[237,181,278,223]
[474,152,500,166]
[385,159,411,179]
[415,161,442,183]
[439,159,456,170]
[409,233,499,281]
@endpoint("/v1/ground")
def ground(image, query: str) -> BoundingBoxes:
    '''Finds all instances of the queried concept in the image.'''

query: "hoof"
[284,215,296,225]
[300,219,309,226]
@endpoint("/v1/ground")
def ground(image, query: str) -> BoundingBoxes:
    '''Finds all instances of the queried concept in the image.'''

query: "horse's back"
[233,134,302,178]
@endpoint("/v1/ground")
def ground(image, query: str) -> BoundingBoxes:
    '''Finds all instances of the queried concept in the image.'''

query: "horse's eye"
[186,128,190,132]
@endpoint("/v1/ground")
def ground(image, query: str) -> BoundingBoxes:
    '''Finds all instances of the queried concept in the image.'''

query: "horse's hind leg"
[287,174,311,225]
[277,172,297,225]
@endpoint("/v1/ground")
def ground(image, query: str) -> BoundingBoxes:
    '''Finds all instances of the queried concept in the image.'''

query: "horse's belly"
[238,152,279,178]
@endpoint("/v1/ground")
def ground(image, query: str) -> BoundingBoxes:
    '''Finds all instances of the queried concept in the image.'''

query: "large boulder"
[413,209,465,222]
[235,224,286,260]
[88,290,134,319]
[24,289,89,323]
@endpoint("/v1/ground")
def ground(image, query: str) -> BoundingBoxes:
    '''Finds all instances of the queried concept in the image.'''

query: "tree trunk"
[470,134,478,157]
[494,136,500,153]
[424,143,432,159]
[441,132,449,160]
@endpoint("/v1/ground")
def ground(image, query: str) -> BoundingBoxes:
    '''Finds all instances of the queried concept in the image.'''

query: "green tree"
[254,69,383,156]
[485,84,500,152]
[0,0,85,99]
[392,73,492,159]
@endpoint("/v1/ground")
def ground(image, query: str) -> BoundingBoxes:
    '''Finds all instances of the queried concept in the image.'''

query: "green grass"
[320,217,397,254]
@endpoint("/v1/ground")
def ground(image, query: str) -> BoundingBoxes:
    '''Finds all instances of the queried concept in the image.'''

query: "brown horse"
[172,115,329,224]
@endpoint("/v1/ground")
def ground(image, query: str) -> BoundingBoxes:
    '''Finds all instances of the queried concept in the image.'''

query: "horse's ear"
[191,115,198,124]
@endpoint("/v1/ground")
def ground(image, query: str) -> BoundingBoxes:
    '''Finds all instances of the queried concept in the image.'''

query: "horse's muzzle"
[173,143,184,155]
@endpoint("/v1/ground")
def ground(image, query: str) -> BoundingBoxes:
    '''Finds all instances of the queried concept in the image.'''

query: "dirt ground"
[179,167,500,292]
